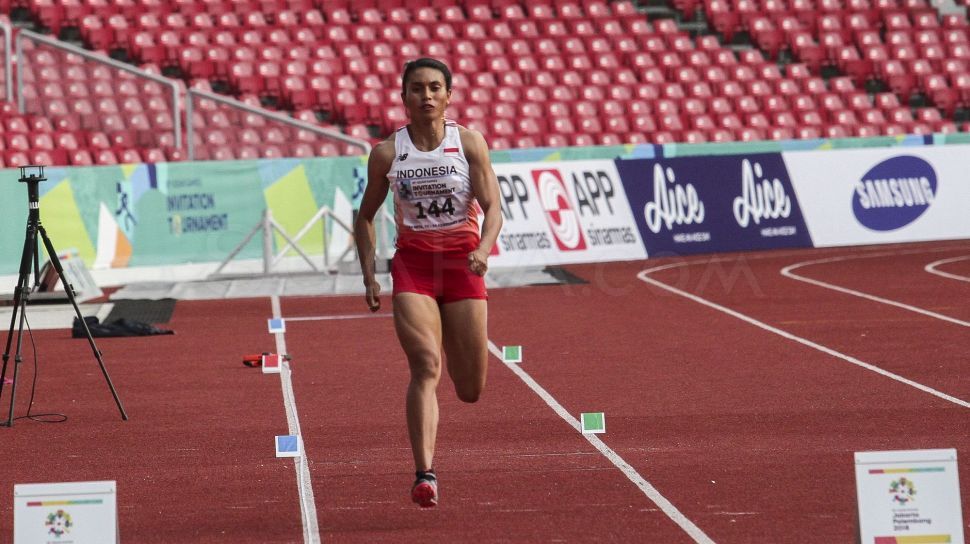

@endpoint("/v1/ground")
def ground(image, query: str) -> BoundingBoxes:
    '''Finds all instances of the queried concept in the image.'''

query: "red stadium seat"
[737,127,766,141]
[13,0,968,160]
[95,149,119,165]
[709,128,734,142]
[825,125,850,139]
[571,133,596,147]
[861,109,888,126]
[766,126,792,140]
[69,149,95,166]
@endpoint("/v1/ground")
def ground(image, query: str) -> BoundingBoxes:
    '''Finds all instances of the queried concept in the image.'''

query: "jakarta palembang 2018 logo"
[45,509,73,537]
[890,477,917,505]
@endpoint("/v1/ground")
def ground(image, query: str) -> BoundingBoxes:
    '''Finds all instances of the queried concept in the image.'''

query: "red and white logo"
[531,169,586,251]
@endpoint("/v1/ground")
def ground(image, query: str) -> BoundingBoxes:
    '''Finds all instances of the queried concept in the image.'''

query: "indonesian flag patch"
[443,147,460,155]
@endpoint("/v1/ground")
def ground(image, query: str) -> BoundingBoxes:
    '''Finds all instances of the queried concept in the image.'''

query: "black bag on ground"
[72,316,174,338]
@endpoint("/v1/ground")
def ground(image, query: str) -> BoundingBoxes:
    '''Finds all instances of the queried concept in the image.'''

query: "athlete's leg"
[393,292,443,472]
[440,299,488,403]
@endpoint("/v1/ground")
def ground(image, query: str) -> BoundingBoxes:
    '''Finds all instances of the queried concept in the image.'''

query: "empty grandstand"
[0,0,967,167]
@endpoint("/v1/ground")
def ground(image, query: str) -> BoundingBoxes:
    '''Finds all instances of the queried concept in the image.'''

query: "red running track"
[484,241,970,542]
[280,241,969,542]
[0,299,303,542]
[2,240,968,542]
[281,295,700,543]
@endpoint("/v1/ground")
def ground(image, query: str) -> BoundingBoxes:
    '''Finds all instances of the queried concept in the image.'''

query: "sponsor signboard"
[489,160,646,267]
[783,146,970,246]
[616,154,812,256]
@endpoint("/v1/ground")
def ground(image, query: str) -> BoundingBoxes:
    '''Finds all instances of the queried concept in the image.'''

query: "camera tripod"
[0,165,127,426]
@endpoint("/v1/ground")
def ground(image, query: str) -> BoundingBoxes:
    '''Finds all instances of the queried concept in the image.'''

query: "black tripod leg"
[38,226,128,421]
[2,223,38,426]
[4,299,29,427]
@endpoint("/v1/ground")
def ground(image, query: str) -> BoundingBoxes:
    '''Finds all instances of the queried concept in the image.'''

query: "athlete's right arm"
[354,138,394,312]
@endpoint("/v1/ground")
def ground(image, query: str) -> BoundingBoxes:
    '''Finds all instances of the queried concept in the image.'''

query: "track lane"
[280,295,702,543]
[0,298,303,543]
[782,244,970,323]
[926,255,970,282]
[486,254,970,543]
[642,248,970,398]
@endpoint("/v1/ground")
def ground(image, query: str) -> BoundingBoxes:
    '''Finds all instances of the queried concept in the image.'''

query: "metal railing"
[8,29,372,164]
[1,18,11,102]
[208,204,391,278]
[186,89,371,160]
[16,29,182,149]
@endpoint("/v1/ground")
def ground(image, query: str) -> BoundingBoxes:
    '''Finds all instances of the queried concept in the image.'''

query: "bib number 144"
[415,197,455,219]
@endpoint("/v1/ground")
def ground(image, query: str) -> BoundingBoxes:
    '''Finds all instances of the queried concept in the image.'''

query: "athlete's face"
[402,67,451,121]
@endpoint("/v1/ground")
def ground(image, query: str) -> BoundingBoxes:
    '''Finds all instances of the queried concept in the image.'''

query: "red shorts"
[391,248,487,304]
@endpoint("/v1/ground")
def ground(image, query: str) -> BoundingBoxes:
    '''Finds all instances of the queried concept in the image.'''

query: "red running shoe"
[411,470,438,508]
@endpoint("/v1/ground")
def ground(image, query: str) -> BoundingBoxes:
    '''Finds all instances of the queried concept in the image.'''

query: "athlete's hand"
[468,249,489,276]
[364,280,381,312]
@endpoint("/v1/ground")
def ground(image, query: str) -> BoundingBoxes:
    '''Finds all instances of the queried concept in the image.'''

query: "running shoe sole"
[411,481,438,508]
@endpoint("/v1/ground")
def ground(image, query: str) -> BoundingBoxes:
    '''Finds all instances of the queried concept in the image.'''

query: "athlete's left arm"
[461,127,503,276]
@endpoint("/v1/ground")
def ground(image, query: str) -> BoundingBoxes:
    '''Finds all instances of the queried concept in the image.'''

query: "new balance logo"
[397,153,408,162]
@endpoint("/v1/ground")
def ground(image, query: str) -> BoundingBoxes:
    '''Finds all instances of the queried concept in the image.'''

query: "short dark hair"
[401,57,452,94]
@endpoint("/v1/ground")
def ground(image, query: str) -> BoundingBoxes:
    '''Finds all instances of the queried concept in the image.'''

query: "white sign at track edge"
[855,448,964,544]
[14,480,119,543]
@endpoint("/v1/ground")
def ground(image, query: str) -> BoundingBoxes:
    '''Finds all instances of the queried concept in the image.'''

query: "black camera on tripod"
[19,164,44,181]
[0,164,128,425]
[18,165,45,205]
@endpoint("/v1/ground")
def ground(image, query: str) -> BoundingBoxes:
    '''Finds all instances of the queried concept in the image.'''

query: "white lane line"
[925,255,970,283]
[638,263,970,410]
[487,340,716,544]
[271,296,321,544]
[780,253,970,328]
[285,314,392,322]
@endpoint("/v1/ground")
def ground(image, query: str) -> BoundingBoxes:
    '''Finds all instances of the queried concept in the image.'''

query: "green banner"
[0,157,367,274]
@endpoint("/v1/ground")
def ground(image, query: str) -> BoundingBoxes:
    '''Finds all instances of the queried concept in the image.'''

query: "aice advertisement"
[616,153,813,256]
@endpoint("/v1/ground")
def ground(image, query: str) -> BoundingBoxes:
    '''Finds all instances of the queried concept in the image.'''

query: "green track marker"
[502,345,522,363]
[581,412,606,434]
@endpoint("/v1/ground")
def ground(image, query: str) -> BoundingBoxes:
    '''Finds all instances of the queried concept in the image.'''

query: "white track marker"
[487,340,715,544]
[638,263,970,410]
[925,255,970,283]
[781,253,970,328]
[271,296,320,544]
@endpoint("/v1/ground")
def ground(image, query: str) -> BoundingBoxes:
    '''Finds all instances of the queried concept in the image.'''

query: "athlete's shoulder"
[453,123,478,138]
[370,134,397,160]
[368,135,397,173]
[457,124,489,158]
